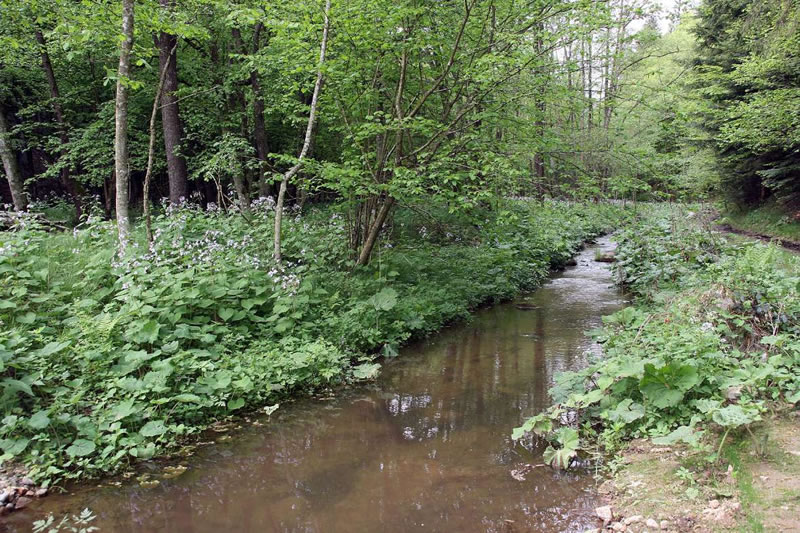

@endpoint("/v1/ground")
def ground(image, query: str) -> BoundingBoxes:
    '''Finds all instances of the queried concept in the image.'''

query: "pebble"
[610,521,627,531]
[709,499,720,509]
[659,519,670,530]
[624,515,642,525]
[35,488,48,497]
[595,505,614,523]
[14,496,32,510]
[645,518,660,529]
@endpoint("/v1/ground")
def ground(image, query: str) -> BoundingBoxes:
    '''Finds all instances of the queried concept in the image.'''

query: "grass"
[722,201,800,243]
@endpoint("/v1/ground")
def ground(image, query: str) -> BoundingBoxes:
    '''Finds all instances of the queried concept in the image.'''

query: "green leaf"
[227,397,245,410]
[218,308,235,321]
[35,341,70,357]
[512,413,553,440]
[370,287,398,311]
[174,393,202,403]
[652,425,699,446]
[139,420,168,437]
[66,439,96,457]
[606,399,645,424]
[712,405,760,428]
[353,363,381,380]
[110,399,137,421]
[28,410,51,430]
[639,363,700,409]
[1,438,30,456]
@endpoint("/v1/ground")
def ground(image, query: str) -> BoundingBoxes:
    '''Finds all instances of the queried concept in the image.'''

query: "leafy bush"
[515,205,800,467]
[0,200,627,483]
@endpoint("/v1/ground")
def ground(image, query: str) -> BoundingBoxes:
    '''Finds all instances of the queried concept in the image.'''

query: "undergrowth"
[0,199,627,484]
[514,204,800,470]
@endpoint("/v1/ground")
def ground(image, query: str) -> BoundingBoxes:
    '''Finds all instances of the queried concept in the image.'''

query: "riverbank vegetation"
[1,201,625,483]
[2,0,800,512]
[515,204,799,526]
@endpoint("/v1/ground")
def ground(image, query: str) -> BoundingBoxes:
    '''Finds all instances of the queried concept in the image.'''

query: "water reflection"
[5,238,624,533]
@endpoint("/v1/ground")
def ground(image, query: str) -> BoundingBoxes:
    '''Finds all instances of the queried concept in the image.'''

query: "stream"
[5,237,625,533]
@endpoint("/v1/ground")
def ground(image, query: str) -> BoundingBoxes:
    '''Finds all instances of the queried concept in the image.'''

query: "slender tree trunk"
[35,29,82,219]
[356,196,394,266]
[273,0,331,262]
[158,0,189,204]
[245,23,274,199]
[115,0,135,249]
[0,107,26,211]
[230,28,253,211]
[144,41,177,244]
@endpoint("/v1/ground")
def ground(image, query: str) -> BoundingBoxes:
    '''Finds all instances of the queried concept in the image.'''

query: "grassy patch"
[722,202,800,243]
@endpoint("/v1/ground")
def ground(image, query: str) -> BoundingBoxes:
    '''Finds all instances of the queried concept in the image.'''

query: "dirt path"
[715,223,800,253]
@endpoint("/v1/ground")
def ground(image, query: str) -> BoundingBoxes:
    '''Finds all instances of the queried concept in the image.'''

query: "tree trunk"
[115,0,135,248]
[0,107,27,211]
[158,0,189,205]
[144,41,177,245]
[355,196,394,266]
[273,0,331,262]
[35,29,82,219]
[248,24,273,198]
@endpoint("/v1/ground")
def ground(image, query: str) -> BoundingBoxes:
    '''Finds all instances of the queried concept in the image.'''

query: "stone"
[0,491,9,504]
[624,515,642,525]
[645,518,660,529]
[35,488,48,497]
[726,386,742,401]
[610,521,626,531]
[14,496,32,510]
[659,520,670,530]
[595,505,614,523]
[20,477,34,487]
[582,529,601,533]
[709,499,720,509]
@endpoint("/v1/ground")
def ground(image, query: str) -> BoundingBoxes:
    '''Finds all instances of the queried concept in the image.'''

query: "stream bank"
[5,238,625,532]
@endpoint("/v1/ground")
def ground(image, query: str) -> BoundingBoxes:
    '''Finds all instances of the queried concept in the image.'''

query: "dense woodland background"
[1,0,796,254]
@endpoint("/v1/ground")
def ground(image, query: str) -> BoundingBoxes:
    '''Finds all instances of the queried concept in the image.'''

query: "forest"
[1,0,799,531]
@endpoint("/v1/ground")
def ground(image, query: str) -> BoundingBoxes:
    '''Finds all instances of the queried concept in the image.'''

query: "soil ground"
[588,411,800,532]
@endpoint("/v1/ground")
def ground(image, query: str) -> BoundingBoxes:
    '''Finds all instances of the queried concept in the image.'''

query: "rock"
[20,477,34,487]
[35,488,48,497]
[726,386,742,402]
[709,499,720,509]
[645,518,660,529]
[594,252,616,263]
[659,520,670,530]
[565,258,578,267]
[596,505,614,523]
[14,496,32,510]
[610,521,626,531]
[5,503,13,512]
[624,515,642,525]
[582,529,601,533]
[0,491,9,504]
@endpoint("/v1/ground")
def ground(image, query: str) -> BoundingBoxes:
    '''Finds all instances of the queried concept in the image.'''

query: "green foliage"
[0,200,626,482]
[514,205,800,466]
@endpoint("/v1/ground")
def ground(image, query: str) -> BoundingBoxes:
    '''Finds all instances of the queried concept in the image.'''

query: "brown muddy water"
[5,238,625,533]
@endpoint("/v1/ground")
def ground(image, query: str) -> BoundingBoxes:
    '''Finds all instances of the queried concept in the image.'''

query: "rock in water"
[596,505,614,523]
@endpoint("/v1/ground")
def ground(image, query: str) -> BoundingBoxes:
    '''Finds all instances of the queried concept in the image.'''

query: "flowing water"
[5,238,625,533]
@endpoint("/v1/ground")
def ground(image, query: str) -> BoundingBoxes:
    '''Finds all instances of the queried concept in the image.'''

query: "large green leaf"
[139,420,167,437]
[28,410,51,430]
[370,287,398,311]
[639,363,700,409]
[66,439,96,457]
[606,399,645,424]
[712,405,760,428]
